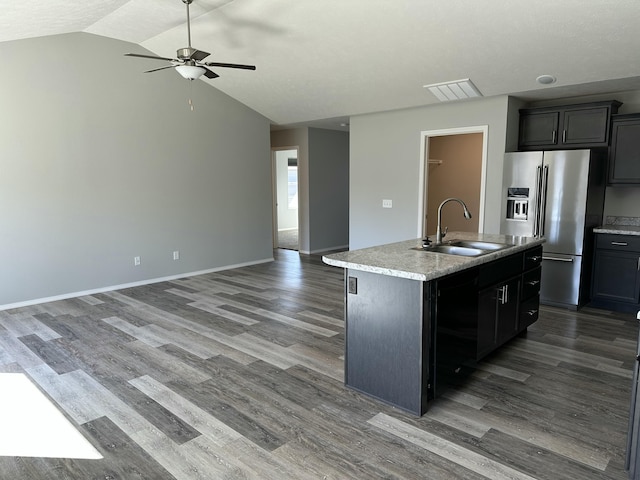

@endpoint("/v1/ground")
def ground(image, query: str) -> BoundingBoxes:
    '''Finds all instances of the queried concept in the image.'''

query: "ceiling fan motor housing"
[177,47,198,60]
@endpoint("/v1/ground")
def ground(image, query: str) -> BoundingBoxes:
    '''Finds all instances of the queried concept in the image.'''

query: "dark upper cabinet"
[591,234,640,312]
[518,101,621,151]
[608,114,640,184]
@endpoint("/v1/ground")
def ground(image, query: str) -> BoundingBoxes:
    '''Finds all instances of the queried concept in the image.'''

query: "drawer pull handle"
[611,241,628,246]
[526,280,540,286]
[542,256,574,263]
[528,255,542,262]
[527,309,538,316]
[498,285,509,305]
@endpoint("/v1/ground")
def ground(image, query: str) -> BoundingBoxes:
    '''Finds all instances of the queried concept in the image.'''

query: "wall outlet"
[173,250,180,260]
[382,199,393,208]
[134,256,141,266]
[348,276,357,294]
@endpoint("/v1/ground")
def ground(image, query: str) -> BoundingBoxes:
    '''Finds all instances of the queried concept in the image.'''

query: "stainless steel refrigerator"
[500,149,606,309]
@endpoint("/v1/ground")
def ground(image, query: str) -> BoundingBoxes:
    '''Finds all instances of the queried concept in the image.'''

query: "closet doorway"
[419,126,488,238]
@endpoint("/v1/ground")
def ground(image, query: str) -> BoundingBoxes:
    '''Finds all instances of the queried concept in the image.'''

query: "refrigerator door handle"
[542,256,574,263]
[540,165,550,237]
[533,165,542,237]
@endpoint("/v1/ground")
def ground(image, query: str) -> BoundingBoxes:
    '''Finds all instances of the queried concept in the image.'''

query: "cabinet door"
[518,111,559,149]
[477,286,498,359]
[496,277,521,346]
[592,249,640,304]
[477,277,520,359]
[609,117,640,184]
[561,106,610,146]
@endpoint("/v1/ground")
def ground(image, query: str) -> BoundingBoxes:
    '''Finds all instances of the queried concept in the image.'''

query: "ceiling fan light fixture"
[175,65,206,80]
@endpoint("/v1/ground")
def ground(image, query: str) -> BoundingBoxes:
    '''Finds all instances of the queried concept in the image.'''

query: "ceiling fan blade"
[203,68,220,79]
[191,50,210,61]
[203,62,256,70]
[125,53,177,62]
[144,66,175,74]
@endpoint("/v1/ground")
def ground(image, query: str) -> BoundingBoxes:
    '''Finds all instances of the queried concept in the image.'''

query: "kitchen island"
[323,232,545,415]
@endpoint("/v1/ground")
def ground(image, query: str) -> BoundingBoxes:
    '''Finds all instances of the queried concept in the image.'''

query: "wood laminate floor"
[0,249,636,479]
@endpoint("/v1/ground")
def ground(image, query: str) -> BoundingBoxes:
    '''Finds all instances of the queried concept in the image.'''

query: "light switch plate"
[382,199,392,208]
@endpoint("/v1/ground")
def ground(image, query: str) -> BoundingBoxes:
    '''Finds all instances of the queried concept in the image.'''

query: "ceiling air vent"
[424,78,482,102]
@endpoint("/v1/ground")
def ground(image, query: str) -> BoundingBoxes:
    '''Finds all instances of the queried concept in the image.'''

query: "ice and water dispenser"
[505,188,529,221]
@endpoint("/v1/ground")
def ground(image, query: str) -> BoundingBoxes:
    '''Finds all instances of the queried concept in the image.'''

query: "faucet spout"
[435,197,472,244]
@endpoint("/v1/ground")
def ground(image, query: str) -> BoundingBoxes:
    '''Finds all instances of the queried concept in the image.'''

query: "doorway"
[418,126,488,238]
[273,148,299,250]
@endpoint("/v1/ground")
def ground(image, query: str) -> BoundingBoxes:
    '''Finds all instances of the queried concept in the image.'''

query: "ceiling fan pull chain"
[188,79,195,111]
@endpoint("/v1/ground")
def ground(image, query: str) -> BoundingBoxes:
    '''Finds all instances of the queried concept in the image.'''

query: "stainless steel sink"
[420,244,486,256]
[447,240,512,251]
[429,245,487,256]
[414,239,513,257]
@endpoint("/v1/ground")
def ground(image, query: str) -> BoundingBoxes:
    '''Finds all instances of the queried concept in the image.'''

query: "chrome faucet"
[435,197,472,244]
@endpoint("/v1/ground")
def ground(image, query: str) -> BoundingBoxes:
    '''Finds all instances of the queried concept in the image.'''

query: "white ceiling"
[4,0,640,129]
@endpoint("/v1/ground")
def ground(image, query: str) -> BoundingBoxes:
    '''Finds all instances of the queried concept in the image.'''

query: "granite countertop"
[594,216,640,236]
[322,232,545,282]
[593,225,640,236]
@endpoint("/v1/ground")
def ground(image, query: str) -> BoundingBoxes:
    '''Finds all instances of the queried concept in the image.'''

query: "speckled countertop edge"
[593,225,640,236]
[322,232,545,281]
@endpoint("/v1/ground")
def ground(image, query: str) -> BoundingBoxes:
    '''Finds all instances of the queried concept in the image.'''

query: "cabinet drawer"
[519,295,540,329]
[479,252,523,288]
[522,266,541,300]
[596,234,640,252]
[523,246,543,270]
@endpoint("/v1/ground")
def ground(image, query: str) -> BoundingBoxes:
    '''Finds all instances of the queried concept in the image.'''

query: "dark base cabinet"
[343,245,542,416]
[344,270,430,415]
[435,246,542,395]
[591,234,640,313]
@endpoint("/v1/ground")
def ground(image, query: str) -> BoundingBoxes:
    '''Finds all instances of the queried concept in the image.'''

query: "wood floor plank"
[0,249,635,479]
[369,412,539,480]
[0,312,61,341]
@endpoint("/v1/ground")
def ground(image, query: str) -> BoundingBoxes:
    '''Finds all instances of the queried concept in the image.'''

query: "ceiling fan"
[125,0,256,81]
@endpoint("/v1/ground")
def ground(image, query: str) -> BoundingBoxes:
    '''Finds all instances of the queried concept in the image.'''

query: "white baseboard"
[0,257,274,311]
[308,244,349,255]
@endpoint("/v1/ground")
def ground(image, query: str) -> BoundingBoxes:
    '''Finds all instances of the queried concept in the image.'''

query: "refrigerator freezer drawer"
[540,254,583,309]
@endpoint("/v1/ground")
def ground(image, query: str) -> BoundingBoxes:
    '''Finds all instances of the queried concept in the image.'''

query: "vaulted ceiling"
[4,0,640,129]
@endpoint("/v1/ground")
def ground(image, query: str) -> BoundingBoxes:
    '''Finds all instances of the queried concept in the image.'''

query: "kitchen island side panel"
[345,269,429,415]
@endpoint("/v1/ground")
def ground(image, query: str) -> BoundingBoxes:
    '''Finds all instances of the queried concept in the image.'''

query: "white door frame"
[417,125,489,238]
[271,146,300,248]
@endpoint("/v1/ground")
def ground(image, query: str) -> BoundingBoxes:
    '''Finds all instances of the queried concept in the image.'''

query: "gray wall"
[308,128,349,253]
[271,127,349,254]
[349,96,510,249]
[0,33,273,307]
